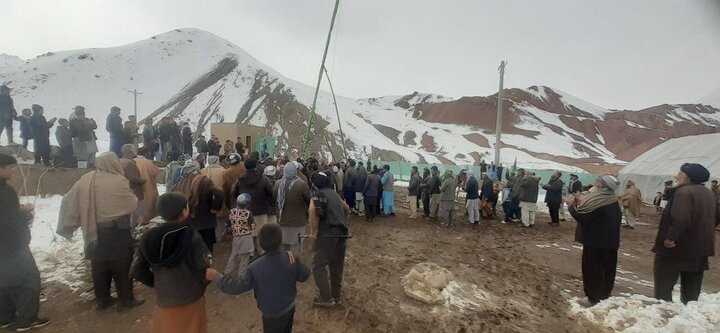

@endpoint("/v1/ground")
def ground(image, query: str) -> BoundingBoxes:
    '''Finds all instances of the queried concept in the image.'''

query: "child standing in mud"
[207,223,310,333]
[224,193,255,277]
[132,192,212,333]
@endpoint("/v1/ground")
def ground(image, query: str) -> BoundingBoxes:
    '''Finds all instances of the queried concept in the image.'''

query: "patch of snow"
[26,195,87,291]
[441,280,493,311]
[524,86,549,101]
[570,292,720,332]
[552,88,610,119]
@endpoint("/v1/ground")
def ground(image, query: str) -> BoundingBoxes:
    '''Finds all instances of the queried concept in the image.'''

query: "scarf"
[574,187,618,214]
[181,160,200,176]
[57,152,138,248]
[278,162,299,218]
[173,160,207,219]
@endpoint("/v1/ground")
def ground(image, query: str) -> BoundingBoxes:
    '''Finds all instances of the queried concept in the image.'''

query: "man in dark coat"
[195,136,209,157]
[653,163,720,304]
[518,172,540,228]
[343,160,356,212]
[510,168,526,222]
[363,170,382,222]
[208,136,221,157]
[181,123,193,156]
[543,171,564,226]
[158,118,175,161]
[568,174,583,194]
[70,107,99,166]
[465,170,480,224]
[0,154,49,330]
[309,172,350,307]
[233,159,274,256]
[407,166,421,219]
[353,162,368,217]
[15,109,33,149]
[235,137,245,157]
[29,105,55,166]
[426,166,442,219]
[141,119,158,159]
[419,168,432,218]
[106,106,124,158]
[0,85,16,144]
[568,174,622,305]
[480,174,497,217]
[55,119,76,168]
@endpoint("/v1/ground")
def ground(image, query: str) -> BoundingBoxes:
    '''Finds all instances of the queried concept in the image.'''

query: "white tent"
[618,133,720,202]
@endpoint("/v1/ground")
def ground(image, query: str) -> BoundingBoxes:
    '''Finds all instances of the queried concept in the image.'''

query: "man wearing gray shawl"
[273,161,311,256]
[567,174,622,305]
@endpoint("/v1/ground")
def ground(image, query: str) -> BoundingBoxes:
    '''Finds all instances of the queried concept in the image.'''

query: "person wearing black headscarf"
[653,163,719,304]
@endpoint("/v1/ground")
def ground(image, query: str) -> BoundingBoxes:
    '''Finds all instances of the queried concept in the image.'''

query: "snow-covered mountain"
[0,53,24,69]
[1,28,719,173]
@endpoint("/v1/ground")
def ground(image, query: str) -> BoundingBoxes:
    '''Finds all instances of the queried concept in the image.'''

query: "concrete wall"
[210,122,271,154]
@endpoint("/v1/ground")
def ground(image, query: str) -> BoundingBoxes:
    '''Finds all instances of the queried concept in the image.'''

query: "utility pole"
[301,0,340,159]
[128,89,143,121]
[494,61,507,166]
[323,65,348,160]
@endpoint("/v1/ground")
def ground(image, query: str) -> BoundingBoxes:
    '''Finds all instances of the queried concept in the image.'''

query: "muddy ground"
[34,188,720,333]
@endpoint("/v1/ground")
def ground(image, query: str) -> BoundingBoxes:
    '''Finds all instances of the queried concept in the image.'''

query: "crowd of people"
[2,84,720,331]
[0,85,255,168]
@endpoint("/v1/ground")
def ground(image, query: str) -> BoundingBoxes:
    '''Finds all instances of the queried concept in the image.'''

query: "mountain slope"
[1,28,719,173]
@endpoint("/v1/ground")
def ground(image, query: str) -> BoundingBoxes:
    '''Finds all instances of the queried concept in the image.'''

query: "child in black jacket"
[207,223,310,333]
[132,192,211,333]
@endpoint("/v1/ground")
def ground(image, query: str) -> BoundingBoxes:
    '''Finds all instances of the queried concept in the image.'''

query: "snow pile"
[403,263,494,313]
[442,280,493,311]
[402,262,454,304]
[570,293,720,332]
[26,195,87,291]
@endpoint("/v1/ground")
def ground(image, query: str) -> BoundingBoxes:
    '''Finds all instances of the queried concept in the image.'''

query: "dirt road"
[35,189,720,332]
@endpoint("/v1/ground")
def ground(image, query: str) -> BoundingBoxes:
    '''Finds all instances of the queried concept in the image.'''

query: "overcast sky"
[1,0,719,109]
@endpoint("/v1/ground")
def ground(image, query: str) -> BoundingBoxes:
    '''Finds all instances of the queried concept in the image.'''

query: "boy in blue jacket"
[207,223,310,333]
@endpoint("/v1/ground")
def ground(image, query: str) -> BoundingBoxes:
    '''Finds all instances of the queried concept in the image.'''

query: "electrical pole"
[494,61,507,166]
[128,89,143,121]
[301,0,340,159]
[323,65,348,160]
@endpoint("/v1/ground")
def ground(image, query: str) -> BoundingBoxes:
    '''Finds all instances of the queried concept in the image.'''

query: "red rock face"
[410,86,720,168]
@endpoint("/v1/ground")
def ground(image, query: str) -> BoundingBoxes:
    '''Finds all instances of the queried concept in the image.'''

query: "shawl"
[278,161,299,218]
[174,172,209,219]
[622,186,643,216]
[135,156,161,223]
[57,152,137,247]
[574,187,618,214]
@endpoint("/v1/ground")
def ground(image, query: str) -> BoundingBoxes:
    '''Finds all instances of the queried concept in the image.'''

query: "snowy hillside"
[1,28,719,172]
[0,53,24,69]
